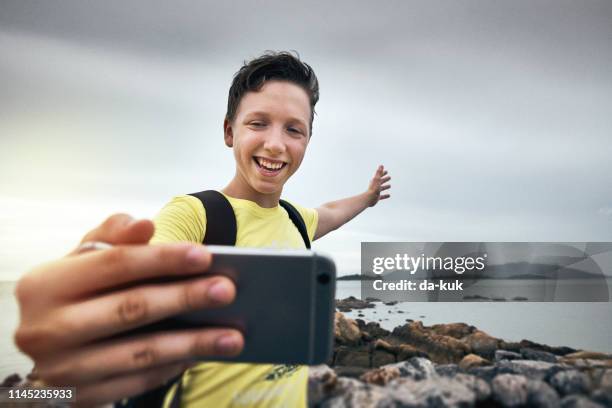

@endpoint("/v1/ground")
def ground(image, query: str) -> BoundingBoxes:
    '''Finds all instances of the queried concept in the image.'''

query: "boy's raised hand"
[14,214,244,406]
[367,165,391,207]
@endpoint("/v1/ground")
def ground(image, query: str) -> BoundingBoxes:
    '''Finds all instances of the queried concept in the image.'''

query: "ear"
[223,118,234,147]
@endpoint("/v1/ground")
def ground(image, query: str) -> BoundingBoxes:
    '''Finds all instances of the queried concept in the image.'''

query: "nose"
[263,126,286,155]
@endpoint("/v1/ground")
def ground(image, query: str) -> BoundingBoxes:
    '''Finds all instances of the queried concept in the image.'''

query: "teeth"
[257,157,284,171]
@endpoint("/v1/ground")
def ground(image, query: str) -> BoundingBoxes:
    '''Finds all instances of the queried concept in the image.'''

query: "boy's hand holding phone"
[13,214,244,406]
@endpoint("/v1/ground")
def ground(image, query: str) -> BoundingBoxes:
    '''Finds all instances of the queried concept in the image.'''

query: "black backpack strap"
[188,190,237,245]
[279,199,311,249]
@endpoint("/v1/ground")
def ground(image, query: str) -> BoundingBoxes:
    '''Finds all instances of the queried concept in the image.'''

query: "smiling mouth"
[253,156,287,172]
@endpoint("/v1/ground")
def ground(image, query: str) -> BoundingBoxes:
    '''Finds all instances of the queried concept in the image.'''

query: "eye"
[287,127,303,135]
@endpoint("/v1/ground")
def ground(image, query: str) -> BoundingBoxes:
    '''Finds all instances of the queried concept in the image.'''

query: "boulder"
[521,347,558,363]
[495,350,523,362]
[560,395,606,408]
[308,365,337,406]
[360,366,401,386]
[527,379,561,408]
[463,330,500,359]
[319,378,393,408]
[334,312,361,346]
[336,296,376,312]
[491,373,529,407]
[459,353,491,370]
[430,322,476,339]
[334,347,370,368]
[550,370,591,396]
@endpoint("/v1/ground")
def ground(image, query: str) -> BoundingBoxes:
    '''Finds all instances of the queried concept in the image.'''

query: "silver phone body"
[130,246,336,365]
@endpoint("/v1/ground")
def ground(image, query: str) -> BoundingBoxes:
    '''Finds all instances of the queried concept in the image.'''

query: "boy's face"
[224,80,311,196]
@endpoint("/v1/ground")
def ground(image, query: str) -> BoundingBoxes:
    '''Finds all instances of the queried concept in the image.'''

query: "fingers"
[381,185,391,191]
[73,361,188,407]
[33,243,214,299]
[380,175,391,184]
[38,327,243,386]
[70,214,155,256]
[49,276,236,348]
[380,194,391,200]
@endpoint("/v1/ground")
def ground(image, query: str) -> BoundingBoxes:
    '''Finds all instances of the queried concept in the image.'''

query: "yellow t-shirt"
[150,193,318,408]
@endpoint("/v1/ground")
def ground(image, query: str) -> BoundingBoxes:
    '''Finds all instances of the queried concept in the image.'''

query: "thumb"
[69,214,155,255]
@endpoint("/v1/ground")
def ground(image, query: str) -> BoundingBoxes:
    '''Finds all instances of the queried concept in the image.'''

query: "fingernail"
[215,334,241,355]
[208,281,230,303]
[186,246,210,266]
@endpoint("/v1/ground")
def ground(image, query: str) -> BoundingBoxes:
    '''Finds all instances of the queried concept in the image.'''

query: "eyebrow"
[244,111,307,128]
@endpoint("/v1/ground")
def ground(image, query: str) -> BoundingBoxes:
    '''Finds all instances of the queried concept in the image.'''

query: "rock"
[392,321,471,364]
[564,351,612,360]
[499,359,559,380]
[357,321,390,339]
[436,364,460,377]
[388,373,489,407]
[365,297,381,302]
[499,340,523,353]
[383,300,398,306]
[560,357,612,369]
[459,353,491,370]
[527,380,561,408]
[521,347,558,363]
[491,373,529,407]
[550,370,591,396]
[463,330,500,359]
[383,357,437,381]
[560,395,606,408]
[371,350,395,367]
[453,372,492,402]
[598,368,612,390]
[335,347,370,368]
[334,312,361,346]
[360,366,401,386]
[495,350,523,362]
[397,310,404,314]
[397,344,428,361]
[591,388,612,407]
[463,294,491,301]
[336,296,376,312]
[308,365,337,406]
[512,296,528,301]
[430,322,476,339]
[320,378,393,408]
[519,339,577,356]
[1,373,21,387]
[372,339,396,354]
[333,366,370,378]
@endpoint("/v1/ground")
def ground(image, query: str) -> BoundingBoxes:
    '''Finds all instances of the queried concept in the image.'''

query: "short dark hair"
[226,51,319,135]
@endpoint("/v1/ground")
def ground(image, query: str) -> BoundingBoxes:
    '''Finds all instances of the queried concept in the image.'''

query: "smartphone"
[125,246,336,365]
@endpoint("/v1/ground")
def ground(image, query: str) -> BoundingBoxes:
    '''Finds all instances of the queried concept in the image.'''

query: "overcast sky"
[1,0,611,279]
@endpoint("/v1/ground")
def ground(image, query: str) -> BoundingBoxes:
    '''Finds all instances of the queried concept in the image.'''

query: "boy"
[151,51,391,407]
[13,51,390,407]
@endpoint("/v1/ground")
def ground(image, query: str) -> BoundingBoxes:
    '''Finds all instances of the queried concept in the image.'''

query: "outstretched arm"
[314,165,391,240]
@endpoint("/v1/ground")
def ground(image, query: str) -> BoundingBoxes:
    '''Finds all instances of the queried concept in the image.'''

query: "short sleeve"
[286,201,319,243]
[150,195,207,244]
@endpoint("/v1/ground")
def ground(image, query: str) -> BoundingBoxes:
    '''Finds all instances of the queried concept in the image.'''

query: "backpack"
[116,190,311,408]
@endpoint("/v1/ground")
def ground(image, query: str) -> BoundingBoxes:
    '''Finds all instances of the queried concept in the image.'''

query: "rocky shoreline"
[3,297,612,407]
[310,297,612,407]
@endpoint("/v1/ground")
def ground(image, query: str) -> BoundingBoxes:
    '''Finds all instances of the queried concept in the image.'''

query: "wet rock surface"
[306,297,612,407]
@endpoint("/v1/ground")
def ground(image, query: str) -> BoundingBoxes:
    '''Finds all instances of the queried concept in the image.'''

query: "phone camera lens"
[317,273,330,285]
